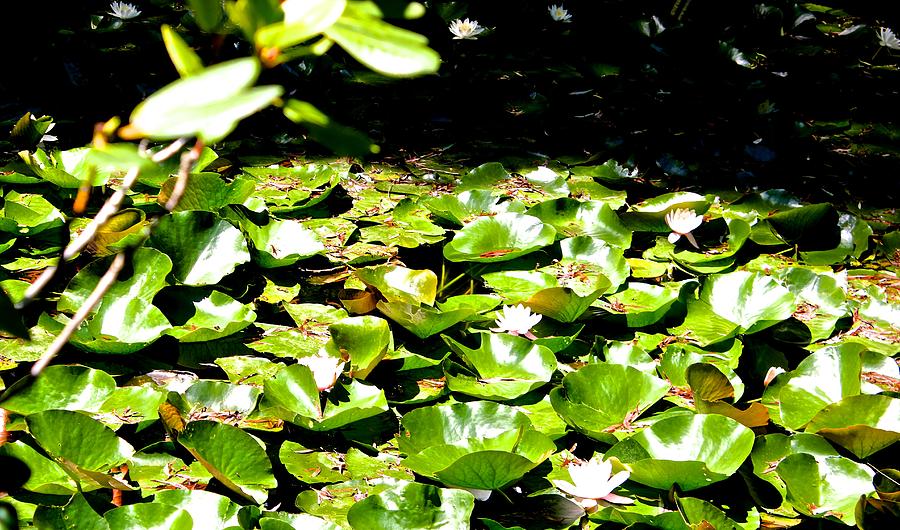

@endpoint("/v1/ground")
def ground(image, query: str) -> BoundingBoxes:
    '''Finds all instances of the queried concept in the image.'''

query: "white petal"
[668,232,681,244]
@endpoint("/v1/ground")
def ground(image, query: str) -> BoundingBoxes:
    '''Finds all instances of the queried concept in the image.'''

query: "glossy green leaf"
[105,503,192,530]
[377,301,474,338]
[148,211,251,286]
[550,363,670,442]
[601,282,680,327]
[158,173,255,212]
[0,441,78,494]
[769,344,863,430]
[325,10,440,77]
[0,365,115,415]
[255,0,345,49]
[177,420,276,503]
[442,332,556,400]
[264,365,389,431]
[356,264,437,305]
[163,290,256,342]
[27,410,134,488]
[330,315,392,379]
[443,213,556,263]
[777,453,874,526]
[425,189,526,226]
[806,394,900,457]
[124,58,282,143]
[606,414,754,491]
[33,494,108,530]
[527,199,632,248]
[346,481,474,530]
[161,25,203,77]
[152,489,241,530]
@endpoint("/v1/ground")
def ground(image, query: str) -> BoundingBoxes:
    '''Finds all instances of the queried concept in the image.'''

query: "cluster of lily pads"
[0,148,899,529]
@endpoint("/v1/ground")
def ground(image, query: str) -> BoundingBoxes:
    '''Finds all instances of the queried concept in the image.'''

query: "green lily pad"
[557,236,630,292]
[399,401,554,491]
[56,248,173,353]
[177,420,276,503]
[776,453,874,526]
[87,209,148,257]
[243,163,342,212]
[600,282,680,327]
[806,394,900,458]
[215,356,285,387]
[181,379,262,420]
[800,213,872,265]
[94,386,166,428]
[279,440,349,484]
[234,213,325,268]
[766,344,863,430]
[1,191,65,235]
[377,301,474,338]
[0,365,115,415]
[26,410,134,490]
[442,333,556,400]
[263,365,389,431]
[425,189,526,225]
[325,315,392,379]
[163,290,256,342]
[356,264,438,306]
[669,270,796,345]
[346,481,475,530]
[0,441,78,494]
[33,493,108,529]
[443,213,556,263]
[550,363,670,442]
[152,489,241,530]
[606,414,754,491]
[750,432,839,502]
[527,199,632,248]
[105,503,192,530]
[528,287,604,323]
[157,172,256,213]
[147,211,251,286]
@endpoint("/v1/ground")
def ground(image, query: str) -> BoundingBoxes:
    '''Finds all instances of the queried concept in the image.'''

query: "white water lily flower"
[108,1,141,20]
[491,304,542,339]
[877,27,900,50]
[297,354,344,392]
[665,208,703,249]
[552,456,633,512]
[548,5,572,23]
[449,18,485,40]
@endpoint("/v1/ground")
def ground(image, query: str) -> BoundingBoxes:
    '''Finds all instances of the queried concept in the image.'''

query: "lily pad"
[443,213,556,263]
[550,363,670,442]
[442,332,556,400]
[0,365,116,415]
[329,315,393,379]
[177,420,276,503]
[806,394,900,457]
[162,290,256,342]
[105,503,192,530]
[606,414,754,491]
[147,211,251,286]
[399,401,555,490]
[346,481,475,530]
[356,264,438,306]
[263,365,389,431]
[527,199,632,248]
[777,453,874,526]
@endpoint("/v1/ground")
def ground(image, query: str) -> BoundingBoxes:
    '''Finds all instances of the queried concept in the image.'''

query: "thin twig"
[164,140,203,212]
[15,138,188,310]
[30,253,127,376]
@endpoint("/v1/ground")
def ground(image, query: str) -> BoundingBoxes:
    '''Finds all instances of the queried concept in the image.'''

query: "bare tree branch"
[30,252,127,376]
[16,138,189,309]
[163,140,203,212]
